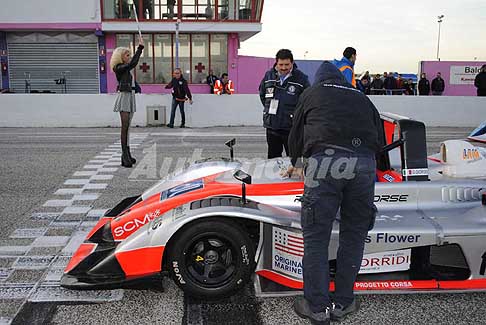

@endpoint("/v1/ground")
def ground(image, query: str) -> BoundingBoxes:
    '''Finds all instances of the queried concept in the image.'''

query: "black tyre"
[167,218,255,299]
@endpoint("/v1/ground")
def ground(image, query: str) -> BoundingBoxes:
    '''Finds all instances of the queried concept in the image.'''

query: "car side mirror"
[233,170,252,204]
[233,170,252,185]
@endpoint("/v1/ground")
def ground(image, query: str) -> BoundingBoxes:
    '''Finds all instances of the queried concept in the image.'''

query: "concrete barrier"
[1,94,485,127]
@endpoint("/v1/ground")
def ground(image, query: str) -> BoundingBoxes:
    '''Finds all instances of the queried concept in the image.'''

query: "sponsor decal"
[374,194,409,203]
[113,209,161,238]
[354,280,414,289]
[272,228,304,278]
[160,179,204,201]
[382,173,395,182]
[365,233,421,244]
[171,204,187,220]
[271,227,414,279]
[360,249,411,274]
[402,168,428,177]
[463,148,481,161]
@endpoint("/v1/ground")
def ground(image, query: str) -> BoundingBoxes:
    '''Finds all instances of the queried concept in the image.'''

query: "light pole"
[437,15,444,61]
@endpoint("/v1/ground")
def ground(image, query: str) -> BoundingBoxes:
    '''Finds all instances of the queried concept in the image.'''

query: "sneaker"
[166,124,173,128]
[330,298,360,322]
[293,297,330,325]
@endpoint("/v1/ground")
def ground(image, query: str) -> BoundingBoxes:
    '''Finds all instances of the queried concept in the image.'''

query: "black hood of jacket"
[313,61,349,86]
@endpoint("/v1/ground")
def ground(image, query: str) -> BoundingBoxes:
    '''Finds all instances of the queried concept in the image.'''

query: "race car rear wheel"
[167,218,255,299]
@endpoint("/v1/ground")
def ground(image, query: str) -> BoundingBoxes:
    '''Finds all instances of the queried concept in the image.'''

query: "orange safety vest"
[225,80,235,94]
[214,79,235,95]
[214,79,223,95]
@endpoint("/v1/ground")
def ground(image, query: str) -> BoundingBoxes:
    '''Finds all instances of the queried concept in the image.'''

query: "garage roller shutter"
[8,43,100,94]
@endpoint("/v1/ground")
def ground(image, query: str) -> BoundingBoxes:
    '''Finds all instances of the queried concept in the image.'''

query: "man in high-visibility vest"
[332,47,357,88]
[214,73,234,95]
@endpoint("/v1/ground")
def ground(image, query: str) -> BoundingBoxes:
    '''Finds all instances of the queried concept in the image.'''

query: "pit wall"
[1,94,484,128]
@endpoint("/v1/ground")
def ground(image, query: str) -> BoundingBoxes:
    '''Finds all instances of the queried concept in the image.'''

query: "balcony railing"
[102,0,263,22]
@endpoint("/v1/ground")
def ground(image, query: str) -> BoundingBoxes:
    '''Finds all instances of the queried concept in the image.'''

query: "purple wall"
[236,55,274,94]
[421,61,486,96]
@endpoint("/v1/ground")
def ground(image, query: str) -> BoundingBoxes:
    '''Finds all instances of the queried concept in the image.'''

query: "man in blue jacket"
[332,47,357,88]
[259,49,310,158]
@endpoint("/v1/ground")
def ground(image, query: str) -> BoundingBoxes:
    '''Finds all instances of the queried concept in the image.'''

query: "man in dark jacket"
[259,49,310,158]
[288,61,384,325]
[370,74,384,95]
[206,69,218,94]
[431,72,445,95]
[418,73,430,95]
[383,72,397,95]
[165,68,193,128]
[474,65,486,97]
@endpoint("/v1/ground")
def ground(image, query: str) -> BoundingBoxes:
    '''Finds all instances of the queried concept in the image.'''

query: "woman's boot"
[121,145,133,168]
[127,146,136,164]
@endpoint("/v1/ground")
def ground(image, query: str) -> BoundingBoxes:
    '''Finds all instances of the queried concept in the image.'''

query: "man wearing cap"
[333,47,357,88]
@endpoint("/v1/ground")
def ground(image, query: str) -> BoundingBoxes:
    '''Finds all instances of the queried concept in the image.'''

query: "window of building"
[192,34,209,84]
[115,33,227,84]
[154,34,172,83]
[136,33,154,84]
[210,34,228,79]
[174,34,191,81]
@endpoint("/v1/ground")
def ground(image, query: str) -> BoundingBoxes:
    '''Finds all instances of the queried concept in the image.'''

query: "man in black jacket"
[474,65,486,97]
[259,49,310,158]
[431,72,445,96]
[418,73,430,95]
[165,68,193,128]
[288,61,384,325]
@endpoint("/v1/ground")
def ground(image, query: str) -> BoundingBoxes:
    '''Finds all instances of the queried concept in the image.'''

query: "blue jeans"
[169,99,185,126]
[301,149,376,312]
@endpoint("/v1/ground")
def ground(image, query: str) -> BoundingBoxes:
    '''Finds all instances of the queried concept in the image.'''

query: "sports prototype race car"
[61,113,486,298]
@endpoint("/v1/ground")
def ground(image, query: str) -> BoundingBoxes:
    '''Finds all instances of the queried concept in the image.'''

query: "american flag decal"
[273,228,304,257]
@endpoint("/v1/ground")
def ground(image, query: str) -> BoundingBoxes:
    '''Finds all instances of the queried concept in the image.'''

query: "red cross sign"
[140,62,150,73]
[195,62,205,73]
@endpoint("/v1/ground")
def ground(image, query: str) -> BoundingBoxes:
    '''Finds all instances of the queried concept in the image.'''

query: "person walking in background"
[332,47,357,87]
[287,61,383,325]
[165,68,193,128]
[206,69,218,94]
[214,73,234,95]
[110,37,144,168]
[474,65,486,97]
[418,73,431,95]
[259,49,310,159]
[431,72,445,96]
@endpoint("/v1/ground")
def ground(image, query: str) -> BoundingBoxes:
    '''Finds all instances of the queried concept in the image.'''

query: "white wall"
[1,94,485,128]
[0,0,100,23]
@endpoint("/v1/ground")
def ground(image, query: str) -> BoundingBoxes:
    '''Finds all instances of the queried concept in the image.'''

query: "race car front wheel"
[167,218,255,299]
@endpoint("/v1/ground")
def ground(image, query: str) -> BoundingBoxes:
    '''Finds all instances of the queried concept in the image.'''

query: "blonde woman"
[110,37,144,168]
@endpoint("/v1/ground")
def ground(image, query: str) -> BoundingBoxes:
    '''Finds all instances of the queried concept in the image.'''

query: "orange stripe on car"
[115,246,165,277]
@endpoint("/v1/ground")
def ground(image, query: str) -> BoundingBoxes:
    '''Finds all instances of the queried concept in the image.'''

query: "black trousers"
[266,128,289,159]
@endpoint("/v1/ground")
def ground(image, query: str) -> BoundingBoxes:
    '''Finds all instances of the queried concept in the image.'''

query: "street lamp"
[437,15,444,61]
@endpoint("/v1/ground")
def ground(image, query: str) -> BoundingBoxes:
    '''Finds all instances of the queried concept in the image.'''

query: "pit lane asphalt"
[0,126,485,325]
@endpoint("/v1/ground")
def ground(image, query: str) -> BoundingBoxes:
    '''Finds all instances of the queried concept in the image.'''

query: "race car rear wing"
[378,113,429,182]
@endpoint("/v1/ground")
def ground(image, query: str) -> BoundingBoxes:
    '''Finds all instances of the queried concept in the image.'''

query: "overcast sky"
[238,0,486,74]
